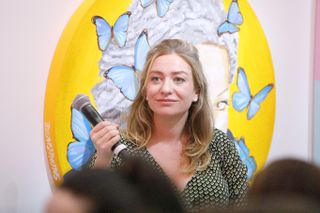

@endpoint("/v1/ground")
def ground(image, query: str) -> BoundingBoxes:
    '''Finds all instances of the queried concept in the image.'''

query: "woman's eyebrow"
[149,70,162,74]
[172,71,188,75]
[149,70,189,75]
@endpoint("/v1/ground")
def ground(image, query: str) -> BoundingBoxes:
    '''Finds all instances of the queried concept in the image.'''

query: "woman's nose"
[160,78,173,94]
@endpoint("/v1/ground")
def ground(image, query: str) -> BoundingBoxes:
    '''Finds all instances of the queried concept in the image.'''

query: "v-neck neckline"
[142,146,197,193]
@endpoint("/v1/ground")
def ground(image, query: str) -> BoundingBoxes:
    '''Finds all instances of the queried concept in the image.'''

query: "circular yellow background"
[227,0,275,177]
[44,0,275,187]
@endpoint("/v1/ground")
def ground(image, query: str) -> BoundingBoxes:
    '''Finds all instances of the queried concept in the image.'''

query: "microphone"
[72,94,128,159]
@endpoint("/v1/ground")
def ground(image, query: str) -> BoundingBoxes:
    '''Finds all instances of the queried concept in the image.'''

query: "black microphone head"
[72,94,91,111]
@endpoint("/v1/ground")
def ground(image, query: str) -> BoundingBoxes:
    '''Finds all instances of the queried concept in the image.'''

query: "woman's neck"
[151,113,189,143]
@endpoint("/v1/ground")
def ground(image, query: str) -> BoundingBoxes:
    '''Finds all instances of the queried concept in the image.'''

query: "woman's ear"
[193,94,198,102]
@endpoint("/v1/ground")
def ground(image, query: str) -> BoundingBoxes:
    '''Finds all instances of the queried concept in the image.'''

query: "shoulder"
[209,128,232,150]
[212,128,230,142]
[209,128,238,162]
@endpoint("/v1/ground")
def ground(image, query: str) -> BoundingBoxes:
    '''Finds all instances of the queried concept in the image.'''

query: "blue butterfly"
[217,0,243,36]
[227,129,257,180]
[67,108,96,170]
[232,67,273,120]
[104,30,150,101]
[140,0,173,18]
[92,11,131,51]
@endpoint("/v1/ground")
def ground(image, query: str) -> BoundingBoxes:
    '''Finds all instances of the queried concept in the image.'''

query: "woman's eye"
[174,77,185,84]
[150,76,160,82]
[215,100,228,111]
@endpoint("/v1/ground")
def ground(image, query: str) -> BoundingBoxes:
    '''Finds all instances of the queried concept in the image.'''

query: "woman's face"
[145,54,198,118]
[196,43,230,132]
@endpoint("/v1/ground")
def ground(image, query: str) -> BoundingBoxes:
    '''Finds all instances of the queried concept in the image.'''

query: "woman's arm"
[216,130,248,207]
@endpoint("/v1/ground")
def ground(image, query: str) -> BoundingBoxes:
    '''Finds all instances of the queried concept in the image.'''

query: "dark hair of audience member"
[46,156,185,213]
[116,156,185,213]
[203,196,320,213]
[248,158,320,203]
[48,169,147,213]
[198,159,320,213]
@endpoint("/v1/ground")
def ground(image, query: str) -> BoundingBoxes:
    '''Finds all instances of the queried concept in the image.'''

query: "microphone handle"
[81,104,104,126]
[80,103,129,159]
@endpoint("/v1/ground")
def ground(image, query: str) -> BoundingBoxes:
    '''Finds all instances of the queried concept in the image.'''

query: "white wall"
[249,0,315,163]
[0,0,82,212]
[0,0,315,212]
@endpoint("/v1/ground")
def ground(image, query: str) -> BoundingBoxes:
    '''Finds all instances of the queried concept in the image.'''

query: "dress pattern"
[88,129,248,212]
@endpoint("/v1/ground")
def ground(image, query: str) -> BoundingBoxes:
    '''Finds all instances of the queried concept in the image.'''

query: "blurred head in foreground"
[249,158,320,202]
[227,158,320,213]
[45,157,184,213]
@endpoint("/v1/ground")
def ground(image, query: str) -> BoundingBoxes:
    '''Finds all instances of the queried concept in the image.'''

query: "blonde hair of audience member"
[125,39,214,173]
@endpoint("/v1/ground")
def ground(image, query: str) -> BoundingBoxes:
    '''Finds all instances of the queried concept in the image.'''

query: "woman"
[89,39,248,212]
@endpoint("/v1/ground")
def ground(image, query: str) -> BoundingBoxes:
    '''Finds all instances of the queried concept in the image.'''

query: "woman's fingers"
[89,121,121,168]
[90,121,121,153]
[94,128,119,147]
[91,120,116,133]
[91,126,117,143]
[100,134,121,150]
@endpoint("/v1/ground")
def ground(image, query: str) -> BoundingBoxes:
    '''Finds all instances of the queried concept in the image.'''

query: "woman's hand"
[90,121,120,168]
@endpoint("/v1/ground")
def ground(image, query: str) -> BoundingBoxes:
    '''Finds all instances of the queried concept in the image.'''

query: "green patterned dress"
[88,129,248,212]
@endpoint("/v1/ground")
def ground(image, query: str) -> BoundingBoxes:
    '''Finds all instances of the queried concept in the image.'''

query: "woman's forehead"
[149,54,192,74]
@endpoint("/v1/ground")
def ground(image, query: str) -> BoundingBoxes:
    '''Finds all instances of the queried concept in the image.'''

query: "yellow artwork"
[44,0,275,187]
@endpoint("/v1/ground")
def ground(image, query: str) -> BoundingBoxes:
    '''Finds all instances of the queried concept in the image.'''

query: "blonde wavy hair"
[125,39,214,173]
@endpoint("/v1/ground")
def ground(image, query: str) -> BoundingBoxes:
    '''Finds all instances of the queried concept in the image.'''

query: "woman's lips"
[156,99,177,102]
[156,99,178,105]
